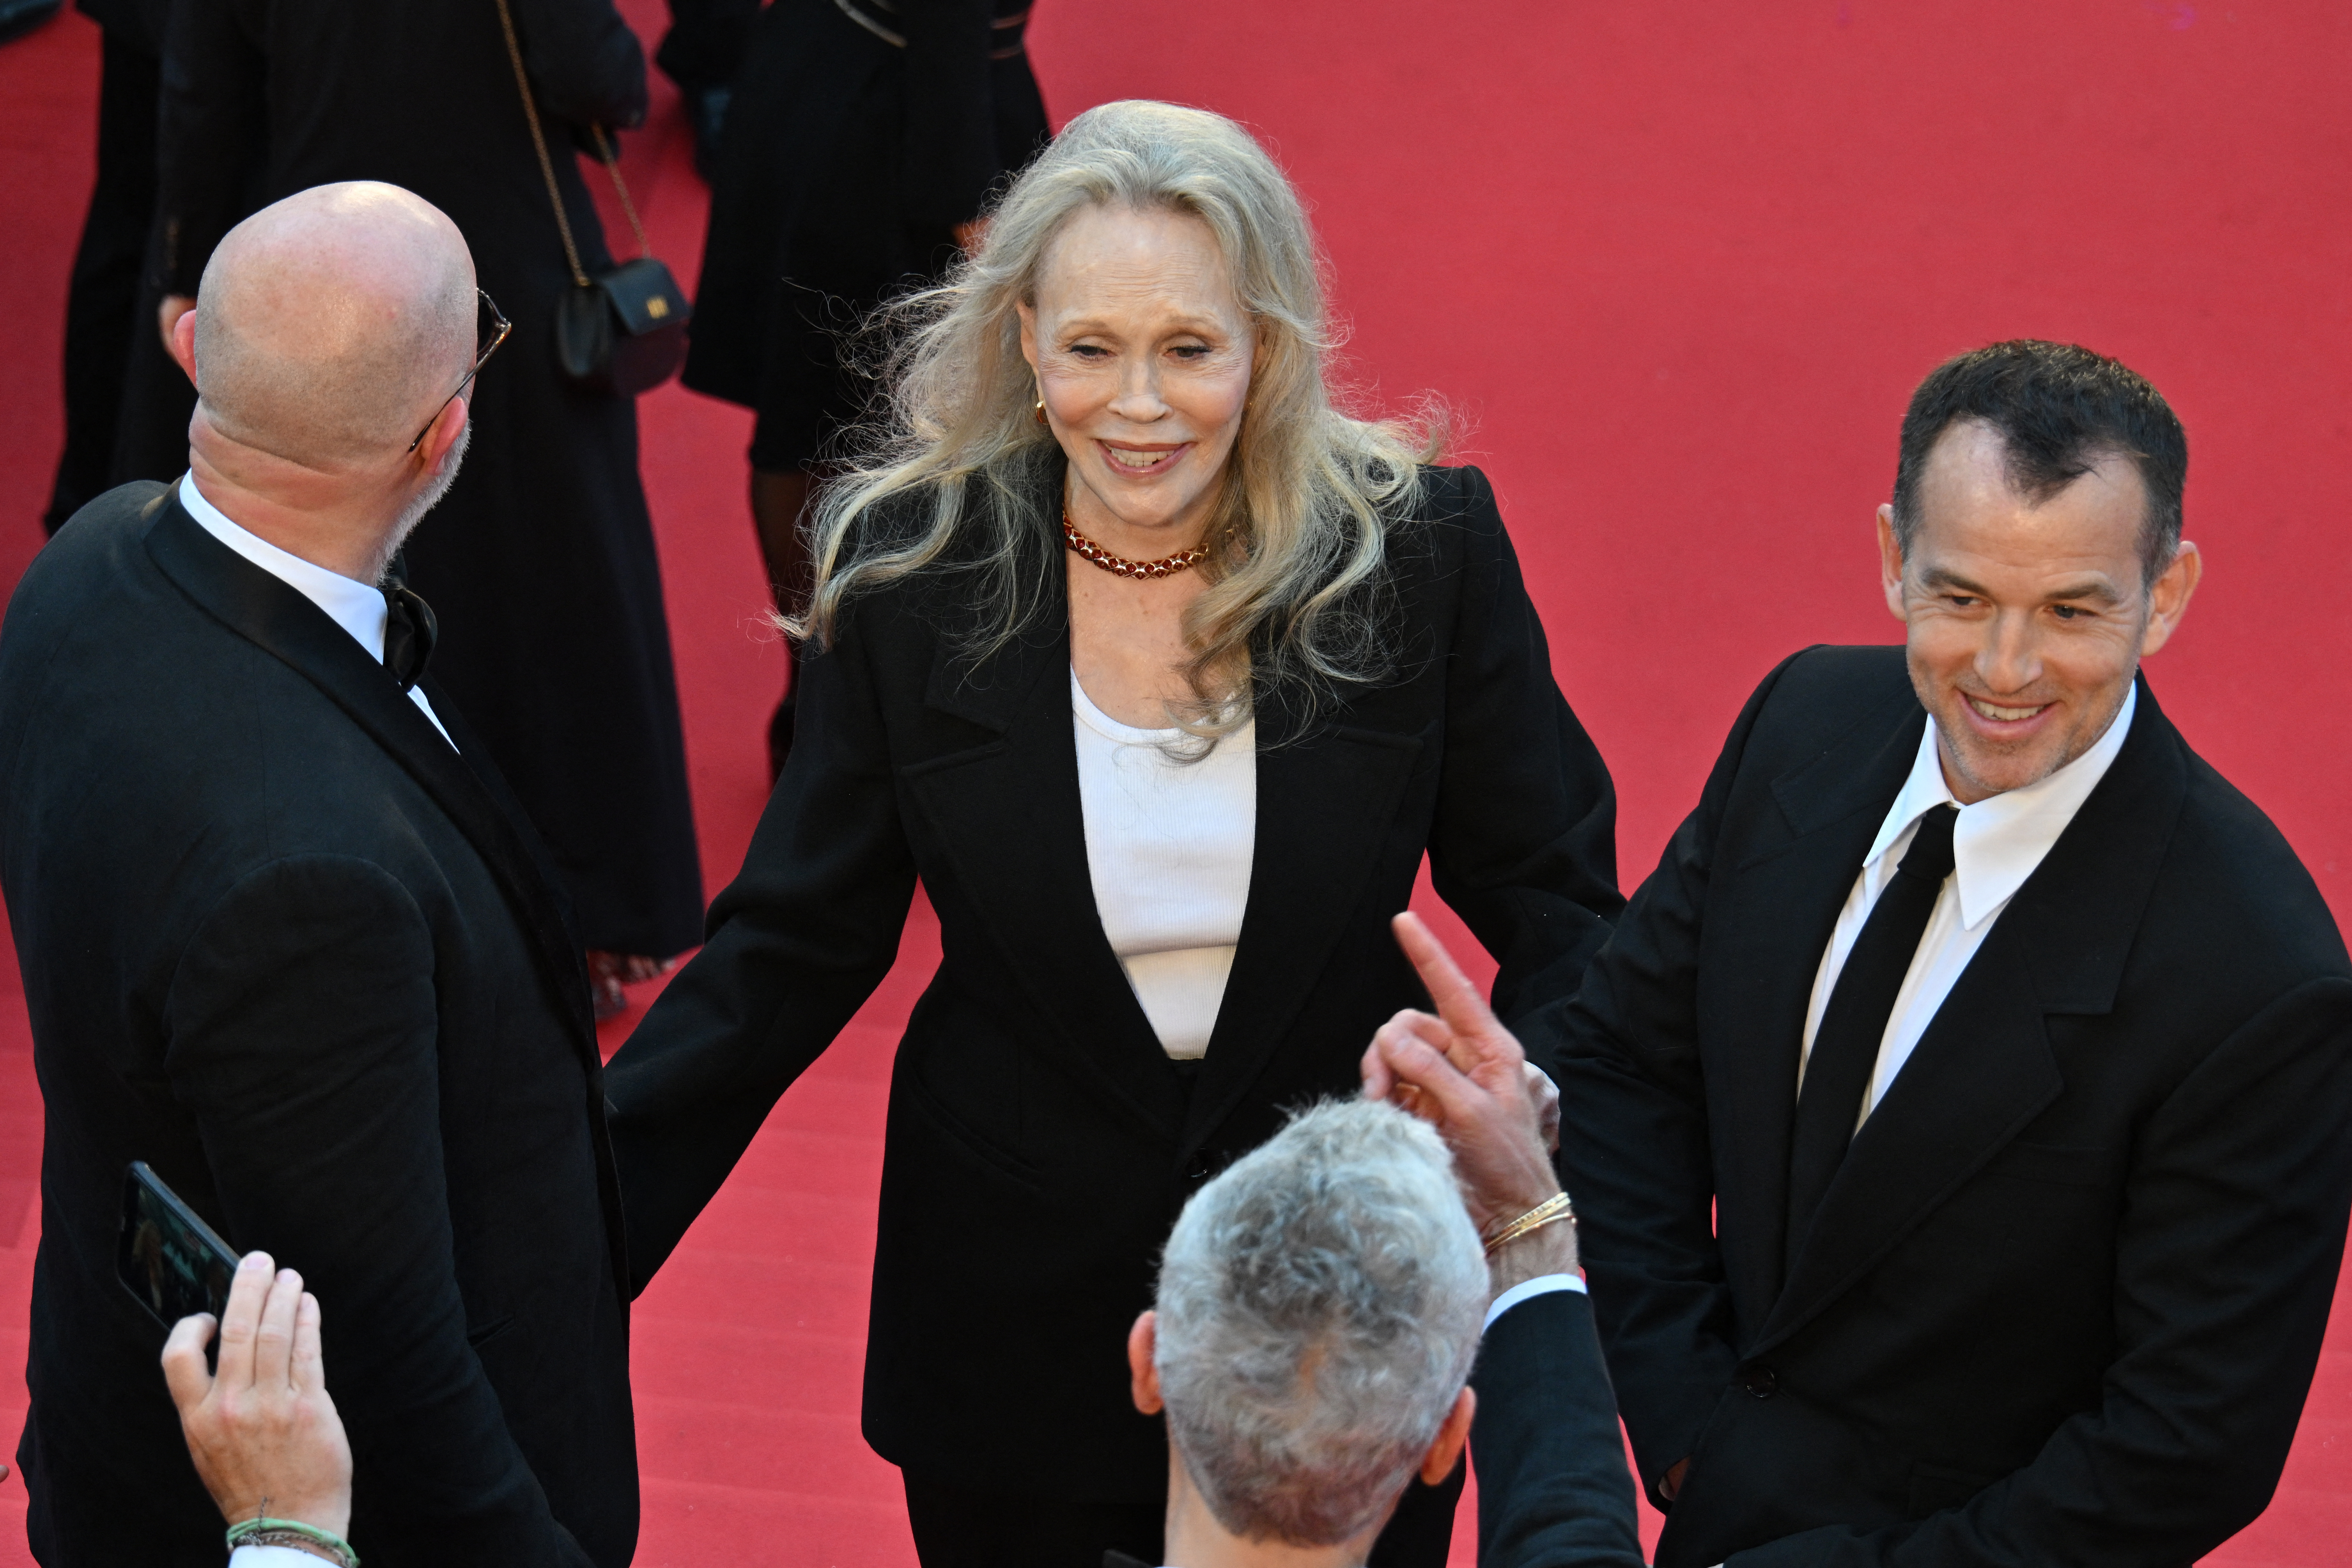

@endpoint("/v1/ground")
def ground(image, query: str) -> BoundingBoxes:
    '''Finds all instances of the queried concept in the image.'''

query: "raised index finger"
[1391,913,1503,1049]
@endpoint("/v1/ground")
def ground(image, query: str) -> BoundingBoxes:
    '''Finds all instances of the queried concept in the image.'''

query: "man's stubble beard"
[367,422,472,585]
[1923,658,2138,802]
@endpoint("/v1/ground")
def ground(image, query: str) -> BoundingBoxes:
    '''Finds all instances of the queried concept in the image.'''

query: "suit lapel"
[898,518,1429,1151]
[1751,677,2187,1354]
[1181,677,1424,1154]
[1712,688,1925,1319]
[898,558,1189,1142]
[143,498,596,1045]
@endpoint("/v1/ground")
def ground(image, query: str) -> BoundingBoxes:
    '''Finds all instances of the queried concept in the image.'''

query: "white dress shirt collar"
[1864,681,2138,932]
[179,473,393,660]
[177,473,453,748]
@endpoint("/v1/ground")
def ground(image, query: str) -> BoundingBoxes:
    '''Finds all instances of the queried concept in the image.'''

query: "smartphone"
[117,1161,241,1330]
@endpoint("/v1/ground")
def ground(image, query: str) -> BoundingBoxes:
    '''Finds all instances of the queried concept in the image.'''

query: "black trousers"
[902,1459,1465,1568]
[47,25,160,535]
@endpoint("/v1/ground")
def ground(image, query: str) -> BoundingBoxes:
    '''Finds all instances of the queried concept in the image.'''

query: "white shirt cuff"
[231,1547,340,1567]
[1484,1272,1586,1331]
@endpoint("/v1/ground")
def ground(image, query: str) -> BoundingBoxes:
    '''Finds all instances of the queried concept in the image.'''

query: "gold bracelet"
[1483,1191,1575,1256]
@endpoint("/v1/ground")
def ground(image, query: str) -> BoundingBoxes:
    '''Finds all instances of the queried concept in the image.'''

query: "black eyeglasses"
[408,289,513,453]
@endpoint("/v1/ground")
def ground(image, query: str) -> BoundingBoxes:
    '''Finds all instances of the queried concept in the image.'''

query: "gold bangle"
[1483,1191,1575,1257]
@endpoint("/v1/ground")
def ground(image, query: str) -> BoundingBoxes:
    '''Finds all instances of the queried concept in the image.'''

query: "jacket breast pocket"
[902,1066,1043,1189]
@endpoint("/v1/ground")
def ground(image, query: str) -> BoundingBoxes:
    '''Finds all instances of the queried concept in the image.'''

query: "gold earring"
[1033,396,1049,427]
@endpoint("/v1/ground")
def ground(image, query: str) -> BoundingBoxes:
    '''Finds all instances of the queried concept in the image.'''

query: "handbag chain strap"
[589,124,654,260]
[492,0,654,287]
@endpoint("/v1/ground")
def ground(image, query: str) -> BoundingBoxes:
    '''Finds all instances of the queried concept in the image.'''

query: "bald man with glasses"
[0,181,639,1568]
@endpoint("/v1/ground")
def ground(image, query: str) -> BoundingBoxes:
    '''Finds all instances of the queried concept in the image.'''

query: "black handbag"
[494,0,691,396]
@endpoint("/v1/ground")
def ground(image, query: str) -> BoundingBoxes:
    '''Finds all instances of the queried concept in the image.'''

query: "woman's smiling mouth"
[1100,440,1188,473]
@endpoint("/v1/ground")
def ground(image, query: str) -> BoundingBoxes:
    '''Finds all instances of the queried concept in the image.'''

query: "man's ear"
[418,396,470,476]
[2138,540,2202,658]
[1418,1385,1475,1485]
[1128,1310,1163,1416]
[169,307,199,387]
[1877,505,1908,624]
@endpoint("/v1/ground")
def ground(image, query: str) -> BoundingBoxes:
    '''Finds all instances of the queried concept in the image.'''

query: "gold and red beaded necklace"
[1062,513,1211,580]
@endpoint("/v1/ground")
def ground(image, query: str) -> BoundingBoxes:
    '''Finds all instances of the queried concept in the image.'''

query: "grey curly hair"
[1154,1099,1487,1545]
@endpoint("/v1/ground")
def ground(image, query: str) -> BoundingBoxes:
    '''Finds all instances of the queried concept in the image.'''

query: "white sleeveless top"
[1072,671,1257,1059]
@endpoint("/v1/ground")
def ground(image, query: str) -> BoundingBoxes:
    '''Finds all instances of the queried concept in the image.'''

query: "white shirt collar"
[1865,680,2138,931]
[177,472,391,662]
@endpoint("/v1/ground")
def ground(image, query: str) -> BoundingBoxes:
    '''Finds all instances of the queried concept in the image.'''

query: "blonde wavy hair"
[796,99,1439,741]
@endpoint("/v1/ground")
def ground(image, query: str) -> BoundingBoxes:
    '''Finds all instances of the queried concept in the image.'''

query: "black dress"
[45,0,171,534]
[605,459,1624,1562]
[154,0,705,957]
[683,0,1048,470]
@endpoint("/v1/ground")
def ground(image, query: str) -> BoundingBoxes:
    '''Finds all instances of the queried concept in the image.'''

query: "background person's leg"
[47,26,159,533]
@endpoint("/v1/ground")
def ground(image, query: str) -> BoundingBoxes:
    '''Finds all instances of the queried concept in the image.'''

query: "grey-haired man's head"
[1140,1099,1488,1548]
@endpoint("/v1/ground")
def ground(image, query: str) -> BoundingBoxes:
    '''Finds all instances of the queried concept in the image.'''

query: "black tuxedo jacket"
[1544,645,2352,1567]
[0,485,636,1567]
[606,461,1624,1499]
[1470,1289,1646,1567]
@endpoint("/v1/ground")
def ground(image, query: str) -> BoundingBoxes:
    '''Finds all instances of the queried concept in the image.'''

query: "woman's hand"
[162,1251,353,1541]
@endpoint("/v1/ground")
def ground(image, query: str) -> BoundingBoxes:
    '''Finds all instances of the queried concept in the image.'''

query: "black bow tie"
[381,552,437,694]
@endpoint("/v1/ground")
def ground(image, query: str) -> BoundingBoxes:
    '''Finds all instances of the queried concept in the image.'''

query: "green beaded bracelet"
[225,1516,361,1568]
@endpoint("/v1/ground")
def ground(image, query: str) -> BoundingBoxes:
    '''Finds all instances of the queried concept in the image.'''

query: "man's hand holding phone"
[162,1252,353,1554]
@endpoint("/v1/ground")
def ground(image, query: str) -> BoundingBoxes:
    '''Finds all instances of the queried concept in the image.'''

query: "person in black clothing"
[653,0,756,177]
[606,102,1621,1568]
[153,0,705,1004]
[1359,913,1655,1568]
[683,0,1048,776]
[1526,343,2352,1565]
[42,0,175,534]
[2,184,635,1567]
[1128,1090,1638,1568]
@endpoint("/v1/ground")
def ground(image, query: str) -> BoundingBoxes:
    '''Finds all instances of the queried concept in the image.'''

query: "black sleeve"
[1543,653,1804,1506]
[164,856,590,1568]
[153,0,269,295]
[508,0,649,131]
[602,601,919,1292]
[1471,1289,1647,1568]
[1727,976,2352,1568]
[896,0,1009,229]
[1423,466,1624,1031]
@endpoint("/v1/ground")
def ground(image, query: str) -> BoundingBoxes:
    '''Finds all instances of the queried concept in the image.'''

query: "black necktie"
[1785,803,1959,1273]
[381,554,437,694]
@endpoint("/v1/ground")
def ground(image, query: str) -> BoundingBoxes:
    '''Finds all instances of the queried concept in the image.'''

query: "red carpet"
[2,2,2349,1562]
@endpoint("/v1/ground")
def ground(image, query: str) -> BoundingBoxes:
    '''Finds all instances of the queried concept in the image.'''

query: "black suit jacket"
[606,461,1624,1499]
[1470,1289,1646,1567]
[1544,645,2352,1567]
[0,485,637,1567]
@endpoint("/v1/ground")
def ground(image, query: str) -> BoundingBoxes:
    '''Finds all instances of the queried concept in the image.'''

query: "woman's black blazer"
[605,461,1622,1499]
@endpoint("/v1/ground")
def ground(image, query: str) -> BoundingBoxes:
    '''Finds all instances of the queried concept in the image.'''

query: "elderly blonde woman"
[605,100,1622,1566]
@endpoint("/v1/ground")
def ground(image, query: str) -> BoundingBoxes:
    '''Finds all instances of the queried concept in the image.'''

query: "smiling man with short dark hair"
[1535,340,2352,1566]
